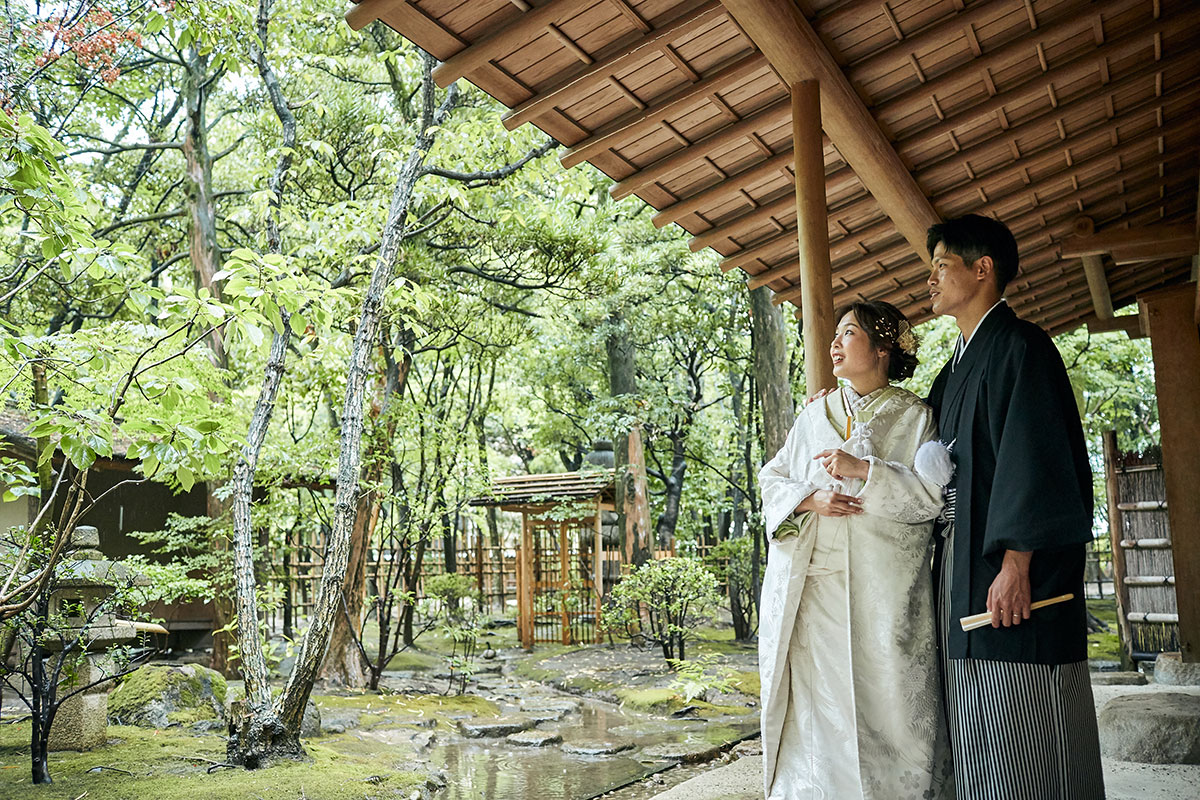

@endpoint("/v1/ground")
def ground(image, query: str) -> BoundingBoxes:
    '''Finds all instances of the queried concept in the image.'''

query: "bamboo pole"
[792,80,836,394]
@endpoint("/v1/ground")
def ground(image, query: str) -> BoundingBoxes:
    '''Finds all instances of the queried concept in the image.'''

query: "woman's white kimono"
[758,386,954,800]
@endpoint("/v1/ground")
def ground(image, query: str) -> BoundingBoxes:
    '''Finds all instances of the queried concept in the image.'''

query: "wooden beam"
[501,1,725,130]
[1140,282,1200,663]
[792,80,836,393]
[609,97,791,200]
[722,0,938,263]
[1060,224,1199,258]
[719,228,795,271]
[560,51,768,168]
[1081,255,1115,320]
[1087,314,1145,337]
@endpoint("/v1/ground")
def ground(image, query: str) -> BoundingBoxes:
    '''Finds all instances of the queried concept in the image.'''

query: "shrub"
[601,556,720,664]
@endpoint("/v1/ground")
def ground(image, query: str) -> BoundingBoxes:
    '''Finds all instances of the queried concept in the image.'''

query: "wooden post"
[624,426,651,566]
[560,521,570,645]
[792,80,836,394]
[1139,282,1200,662]
[593,505,604,644]
[1102,430,1133,667]
[519,514,534,649]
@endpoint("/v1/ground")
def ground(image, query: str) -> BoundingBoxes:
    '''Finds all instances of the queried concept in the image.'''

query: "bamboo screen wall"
[1104,433,1179,660]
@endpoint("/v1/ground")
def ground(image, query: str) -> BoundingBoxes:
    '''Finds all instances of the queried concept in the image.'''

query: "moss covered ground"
[0,722,429,800]
[1087,597,1123,662]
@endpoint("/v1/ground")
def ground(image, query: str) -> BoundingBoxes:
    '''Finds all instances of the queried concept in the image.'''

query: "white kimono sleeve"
[758,419,818,540]
[856,406,948,524]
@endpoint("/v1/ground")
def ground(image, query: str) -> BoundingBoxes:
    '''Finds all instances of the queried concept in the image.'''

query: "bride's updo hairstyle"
[836,300,920,381]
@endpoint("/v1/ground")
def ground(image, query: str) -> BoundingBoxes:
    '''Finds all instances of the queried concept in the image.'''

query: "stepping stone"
[507,730,562,747]
[1098,693,1200,764]
[640,741,723,764]
[1155,652,1200,686]
[457,716,535,738]
[1091,671,1148,686]
[561,739,635,756]
[520,698,580,715]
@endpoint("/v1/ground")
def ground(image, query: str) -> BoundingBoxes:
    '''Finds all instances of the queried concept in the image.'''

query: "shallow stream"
[421,696,756,799]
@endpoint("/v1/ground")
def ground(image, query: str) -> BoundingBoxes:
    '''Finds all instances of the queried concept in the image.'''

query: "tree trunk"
[748,286,795,459]
[606,311,650,564]
[653,432,687,549]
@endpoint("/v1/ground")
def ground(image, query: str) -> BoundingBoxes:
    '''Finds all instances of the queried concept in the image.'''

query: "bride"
[758,300,953,800]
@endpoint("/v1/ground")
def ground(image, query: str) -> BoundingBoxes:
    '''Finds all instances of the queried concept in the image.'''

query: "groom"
[925,214,1105,799]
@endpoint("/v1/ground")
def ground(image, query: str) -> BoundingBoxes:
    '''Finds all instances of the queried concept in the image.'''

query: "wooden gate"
[516,514,614,648]
[1103,431,1179,661]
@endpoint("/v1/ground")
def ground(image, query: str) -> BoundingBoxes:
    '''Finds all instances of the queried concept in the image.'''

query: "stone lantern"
[45,525,149,751]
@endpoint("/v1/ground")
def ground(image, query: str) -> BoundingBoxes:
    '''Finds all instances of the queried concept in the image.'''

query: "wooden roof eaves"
[430,0,598,88]
[722,0,938,261]
[608,95,790,199]
[893,4,1198,149]
[500,0,726,131]
[869,0,1141,122]
[560,50,769,167]
[911,59,1200,192]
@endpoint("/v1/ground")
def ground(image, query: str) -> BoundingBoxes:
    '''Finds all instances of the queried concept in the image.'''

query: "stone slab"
[1155,652,1200,686]
[457,716,534,738]
[640,741,723,764]
[507,730,562,747]
[1098,693,1200,764]
[561,739,635,756]
[1092,672,1148,686]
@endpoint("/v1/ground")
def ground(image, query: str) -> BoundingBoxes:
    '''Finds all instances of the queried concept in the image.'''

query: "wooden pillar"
[519,514,534,649]
[594,510,604,644]
[792,80,836,394]
[1102,431,1133,667]
[559,521,570,645]
[1139,282,1200,662]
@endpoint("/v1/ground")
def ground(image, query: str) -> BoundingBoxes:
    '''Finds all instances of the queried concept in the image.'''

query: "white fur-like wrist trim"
[914,440,954,487]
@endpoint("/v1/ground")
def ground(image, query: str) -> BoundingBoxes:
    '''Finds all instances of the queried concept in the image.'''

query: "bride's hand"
[797,489,863,517]
[804,387,834,406]
[813,449,870,482]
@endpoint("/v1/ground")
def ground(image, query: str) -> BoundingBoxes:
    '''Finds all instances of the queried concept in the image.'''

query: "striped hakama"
[937,527,1106,800]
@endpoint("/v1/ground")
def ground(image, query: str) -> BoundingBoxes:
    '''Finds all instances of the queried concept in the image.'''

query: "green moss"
[730,670,760,698]
[109,664,226,726]
[614,688,754,716]
[0,722,428,799]
[1086,598,1123,662]
[382,649,441,672]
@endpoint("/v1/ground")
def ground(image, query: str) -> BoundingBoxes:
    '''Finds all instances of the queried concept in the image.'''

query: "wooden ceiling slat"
[652,148,793,226]
[896,6,1198,153]
[609,96,790,199]
[844,0,1024,86]
[431,0,599,88]
[725,0,939,260]
[688,190,794,251]
[873,0,1142,122]
[500,0,724,130]
[746,259,800,289]
[913,61,1200,193]
[560,51,767,167]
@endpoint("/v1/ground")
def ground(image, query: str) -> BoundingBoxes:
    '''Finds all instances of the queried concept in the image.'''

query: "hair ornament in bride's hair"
[896,321,919,356]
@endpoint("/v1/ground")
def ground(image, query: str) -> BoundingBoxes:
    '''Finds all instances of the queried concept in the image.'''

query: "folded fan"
[959,593,1075,632]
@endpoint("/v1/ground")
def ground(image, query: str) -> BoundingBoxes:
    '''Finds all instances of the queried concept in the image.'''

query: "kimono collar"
[952,301,1012,372]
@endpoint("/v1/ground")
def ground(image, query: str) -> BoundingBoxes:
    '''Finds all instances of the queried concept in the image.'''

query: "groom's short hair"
[926,214,1020,292]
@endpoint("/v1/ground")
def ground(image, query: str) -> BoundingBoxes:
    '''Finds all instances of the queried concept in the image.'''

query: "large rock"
[1155,652,1200,686]
[1098,693,1200,764]
[108,663,227,729]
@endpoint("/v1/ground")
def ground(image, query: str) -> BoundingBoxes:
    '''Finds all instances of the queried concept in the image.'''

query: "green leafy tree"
[601,556,721,665]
